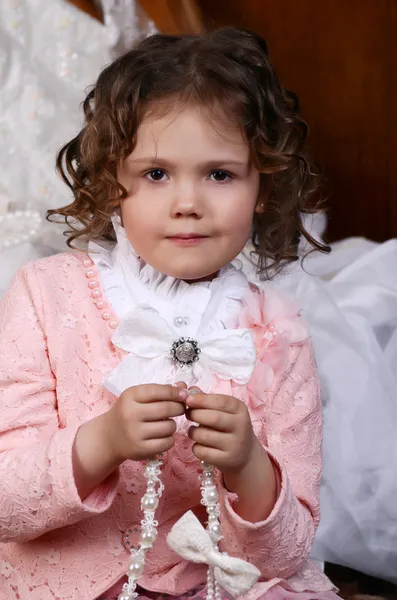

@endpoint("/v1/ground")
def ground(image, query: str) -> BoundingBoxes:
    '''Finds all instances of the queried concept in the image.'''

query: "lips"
[167,233,209,246]
[167,233,207,239]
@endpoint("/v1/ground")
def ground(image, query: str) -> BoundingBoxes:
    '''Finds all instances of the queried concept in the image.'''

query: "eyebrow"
[128,157,249,168]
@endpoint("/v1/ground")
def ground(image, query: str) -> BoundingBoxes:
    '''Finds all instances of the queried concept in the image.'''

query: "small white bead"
[174,316,187,327]
[204,488,219,503]
[202,477,213,487]
[209,522,221,537]
[127,561,144,578]
[208,513,218,522]
[142,494,159,511]
[140,528,157,548]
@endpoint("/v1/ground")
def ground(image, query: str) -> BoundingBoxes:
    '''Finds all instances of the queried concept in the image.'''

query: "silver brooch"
[171,338,201,366]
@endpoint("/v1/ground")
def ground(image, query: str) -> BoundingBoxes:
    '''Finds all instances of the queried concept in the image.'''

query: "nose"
[171,182,203,219]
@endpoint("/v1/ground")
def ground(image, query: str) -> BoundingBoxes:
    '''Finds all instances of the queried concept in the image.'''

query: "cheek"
[120,196,149,241]
[120,182,154,226]
[220,190,257,234]
[223,174,260,223]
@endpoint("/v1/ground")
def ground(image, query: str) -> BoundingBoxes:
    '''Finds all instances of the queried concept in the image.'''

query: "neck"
[183,271,220,284]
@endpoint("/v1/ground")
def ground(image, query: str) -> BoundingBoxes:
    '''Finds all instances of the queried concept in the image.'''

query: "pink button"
[95,300,107,310]
[109,320,118,329]
[83,258,93,267]
[91,289,102,299]
[85,269,97,278]
[88,280,99,289]
[102,311,111,320]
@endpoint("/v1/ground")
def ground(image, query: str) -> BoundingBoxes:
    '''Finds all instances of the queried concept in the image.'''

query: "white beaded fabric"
[0,0,153,296]
[0,0,111,223]
[93,0,156,58]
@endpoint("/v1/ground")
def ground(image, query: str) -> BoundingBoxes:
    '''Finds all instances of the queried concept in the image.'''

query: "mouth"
[166,233,209,247]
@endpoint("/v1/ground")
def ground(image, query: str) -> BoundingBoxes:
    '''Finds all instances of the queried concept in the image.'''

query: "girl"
[0,29,340,600]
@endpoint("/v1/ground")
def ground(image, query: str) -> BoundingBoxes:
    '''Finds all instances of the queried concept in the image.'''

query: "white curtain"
[239,217,397,584]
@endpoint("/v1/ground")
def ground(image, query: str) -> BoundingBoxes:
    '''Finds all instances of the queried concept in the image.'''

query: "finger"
[133,384,187,403]
[143,400,185,421]
[188,386,203,394]
[191,443,226,466]
[186,408,234,432]
[144,436,175,455]
[186,393,238,414]
[188,425,229,450]
[143,419,177,439]
[175,381,188,390]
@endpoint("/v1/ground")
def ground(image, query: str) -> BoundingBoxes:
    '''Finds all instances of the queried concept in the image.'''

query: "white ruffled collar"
[88,216,256,397]
[88,215,250,336]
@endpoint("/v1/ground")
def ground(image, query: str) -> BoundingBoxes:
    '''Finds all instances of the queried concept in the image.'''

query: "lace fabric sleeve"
[218,339,322,580]
[0,264,119,543]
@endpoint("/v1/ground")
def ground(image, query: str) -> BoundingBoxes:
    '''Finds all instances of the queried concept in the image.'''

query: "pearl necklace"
[118,459,222,600]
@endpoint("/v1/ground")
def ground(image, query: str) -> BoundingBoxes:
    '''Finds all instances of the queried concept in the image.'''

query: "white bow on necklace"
[167,511,261,598]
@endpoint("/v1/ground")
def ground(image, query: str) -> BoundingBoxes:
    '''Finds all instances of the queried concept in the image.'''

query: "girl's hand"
[186,388,278,522]
[73,383,186,500]
[105,383,187,463]
[186,389,256,473]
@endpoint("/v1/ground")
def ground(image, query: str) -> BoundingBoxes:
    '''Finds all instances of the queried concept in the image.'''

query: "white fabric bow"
[167,511,260,598]
[105,305,256,396]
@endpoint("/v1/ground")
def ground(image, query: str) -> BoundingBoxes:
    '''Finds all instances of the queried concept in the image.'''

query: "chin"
[159,262,219,282]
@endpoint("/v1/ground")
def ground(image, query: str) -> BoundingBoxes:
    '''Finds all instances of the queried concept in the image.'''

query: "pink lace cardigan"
[0,253,335,600]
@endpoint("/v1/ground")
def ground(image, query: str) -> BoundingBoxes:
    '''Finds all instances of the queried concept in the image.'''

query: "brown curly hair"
[48,27,329,278]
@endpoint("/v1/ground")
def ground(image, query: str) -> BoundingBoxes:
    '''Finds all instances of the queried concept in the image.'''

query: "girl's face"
[118,106,261,281]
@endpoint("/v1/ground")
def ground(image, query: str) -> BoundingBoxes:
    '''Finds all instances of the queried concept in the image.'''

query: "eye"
[208,170,233,183]
[144,169,168,182]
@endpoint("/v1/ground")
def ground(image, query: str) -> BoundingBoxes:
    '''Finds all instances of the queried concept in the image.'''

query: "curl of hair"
[47,27,330,278]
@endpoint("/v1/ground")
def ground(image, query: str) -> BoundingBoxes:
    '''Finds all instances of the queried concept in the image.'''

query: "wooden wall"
[68,0,101,20]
